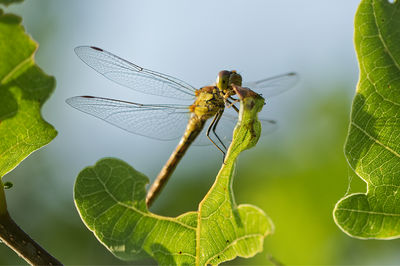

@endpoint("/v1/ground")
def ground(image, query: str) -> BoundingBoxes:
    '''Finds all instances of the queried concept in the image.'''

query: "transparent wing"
[74,46,196,100]
[243,72,299,98]
[66,96,191,140]
[193,107,278,147]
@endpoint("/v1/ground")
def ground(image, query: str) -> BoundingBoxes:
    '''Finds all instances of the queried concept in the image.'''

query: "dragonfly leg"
[207,113,226,157]
[228,95,239,101]
[212,111,228,161]
[211,111,227,151]
[225,98,239,113]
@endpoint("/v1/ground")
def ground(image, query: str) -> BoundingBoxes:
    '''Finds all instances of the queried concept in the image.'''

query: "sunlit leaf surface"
[334,0,400,239]
[74,89,273,264]
[0,10,57,178]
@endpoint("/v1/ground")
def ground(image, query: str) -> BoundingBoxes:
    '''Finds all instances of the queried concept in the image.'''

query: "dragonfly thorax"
[190,86,225,119]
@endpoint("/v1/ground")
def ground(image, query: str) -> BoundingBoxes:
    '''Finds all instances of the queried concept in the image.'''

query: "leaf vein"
[337,207,400,217]
[352,121,400,158]
[372,0,400,72]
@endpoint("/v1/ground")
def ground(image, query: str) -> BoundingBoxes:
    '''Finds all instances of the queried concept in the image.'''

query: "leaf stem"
[266,253,284,266]
[0,180,63,265]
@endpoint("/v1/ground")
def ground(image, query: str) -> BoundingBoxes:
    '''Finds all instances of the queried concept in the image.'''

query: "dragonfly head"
[216,70,242,97]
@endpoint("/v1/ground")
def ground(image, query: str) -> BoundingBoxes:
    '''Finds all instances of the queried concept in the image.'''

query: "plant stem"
[0,181,63,265]
[266,253,284,266]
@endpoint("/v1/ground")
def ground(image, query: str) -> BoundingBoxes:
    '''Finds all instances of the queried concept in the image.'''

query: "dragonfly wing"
[66,96,190,140]
[243,72,299,98]
[75,46,196,100]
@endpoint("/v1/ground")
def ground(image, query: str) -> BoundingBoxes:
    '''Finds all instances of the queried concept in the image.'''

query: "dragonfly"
[66,46,298,207]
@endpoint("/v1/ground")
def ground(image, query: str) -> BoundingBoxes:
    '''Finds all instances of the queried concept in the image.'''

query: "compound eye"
[229,72,242,87]
[217,70,231,90]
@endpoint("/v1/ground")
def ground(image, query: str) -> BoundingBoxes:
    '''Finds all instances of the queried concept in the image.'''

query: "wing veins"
[75,46,196,99]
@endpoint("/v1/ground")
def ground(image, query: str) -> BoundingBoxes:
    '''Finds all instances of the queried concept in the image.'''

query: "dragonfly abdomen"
[146,115,206,206]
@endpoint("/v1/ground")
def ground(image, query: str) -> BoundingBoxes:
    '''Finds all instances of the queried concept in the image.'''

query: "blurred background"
[3,0,400,265]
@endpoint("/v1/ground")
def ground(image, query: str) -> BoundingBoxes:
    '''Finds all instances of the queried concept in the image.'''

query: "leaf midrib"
[351,121,400,159]
[1,56,33,85]
[336,207,400,217]
[93,170,197,231]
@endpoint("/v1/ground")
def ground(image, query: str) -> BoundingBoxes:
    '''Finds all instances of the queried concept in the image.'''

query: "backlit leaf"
[0,9,57,178]
[74,88,273,264]
[334,0,400,239]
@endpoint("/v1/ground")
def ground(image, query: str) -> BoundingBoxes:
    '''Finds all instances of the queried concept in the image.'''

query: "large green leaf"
[334,0,400,239]
[74,87,273,265]
[0,9,57,178]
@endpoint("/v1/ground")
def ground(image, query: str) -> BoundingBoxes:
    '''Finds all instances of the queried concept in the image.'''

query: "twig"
[0,181,63,265]
[266,252,284,266]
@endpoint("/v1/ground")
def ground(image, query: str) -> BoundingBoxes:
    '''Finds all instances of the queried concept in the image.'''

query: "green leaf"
[333,0,400,239]
[74,87,273,265]
[75,158,198,264]
[197,87,273,265]
[0,0,23,6]
[0,10,57,178]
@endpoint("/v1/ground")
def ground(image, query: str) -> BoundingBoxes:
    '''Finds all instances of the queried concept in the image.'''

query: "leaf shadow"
[150,242,199,265]
[0,64,55,123]
[14,65,55,104]
[346,93,378,171]
[0,84,18,121]
[232,205,243,228]
[0,12,21,24]
[150,243,176,265]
